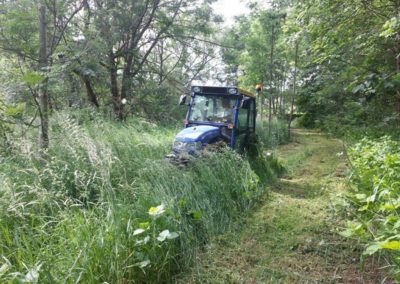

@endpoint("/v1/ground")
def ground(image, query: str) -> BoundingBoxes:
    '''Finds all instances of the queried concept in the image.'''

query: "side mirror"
[179,94,187,105]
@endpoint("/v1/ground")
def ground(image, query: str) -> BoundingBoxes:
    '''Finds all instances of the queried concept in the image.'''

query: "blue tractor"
[171,86,257,156]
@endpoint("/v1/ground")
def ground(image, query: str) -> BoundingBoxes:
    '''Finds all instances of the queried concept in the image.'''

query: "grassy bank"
[0,111,282,283]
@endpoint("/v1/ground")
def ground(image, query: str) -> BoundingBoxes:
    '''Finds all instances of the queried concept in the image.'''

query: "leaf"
[167,232,179,240]
[364,243,381,255]
[138,260,150,269]
[135,236,150,246]
[23,72,44,85]
[156,230,179,242]
[380,204,396,211]
[0,263,10,277]
[148,204,165,216]
[139,222,150,229]
[4,103,25,118]
[157,230,170,242]
[354,193,366,200]
[340,221,365,238]
[380,241,400,251]
[189,210,202,220]
[339,228,354,238]
[24,263,42,283]
[394,219,400,230]
[133,228,145,236]
[352,83,365,94]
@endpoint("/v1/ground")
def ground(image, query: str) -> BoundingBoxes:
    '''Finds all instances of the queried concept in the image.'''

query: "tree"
[38,1,48,154]
[0,0,84,154]
[221,8,287,133]
[72,0,219,119]
[293,0,400,131]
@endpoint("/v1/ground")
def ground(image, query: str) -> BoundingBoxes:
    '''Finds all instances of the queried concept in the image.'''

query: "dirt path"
[176,129,390,283]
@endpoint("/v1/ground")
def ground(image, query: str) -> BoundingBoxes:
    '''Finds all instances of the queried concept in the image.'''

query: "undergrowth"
[341,136,400,280]
[0,110,281,283]
[256,118,290,148]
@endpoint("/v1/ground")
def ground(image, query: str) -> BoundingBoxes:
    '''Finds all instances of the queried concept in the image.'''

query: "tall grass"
[256,118,290,148]
[0,110,279,283]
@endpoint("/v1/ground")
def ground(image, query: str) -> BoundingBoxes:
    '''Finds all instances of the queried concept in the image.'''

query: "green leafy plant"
[343,136,400,280]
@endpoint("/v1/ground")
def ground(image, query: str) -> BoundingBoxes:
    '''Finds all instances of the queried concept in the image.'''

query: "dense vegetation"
[0,111,285,282]
[343,137,400,278]
[0,0,400,282]
[222,0,400,279]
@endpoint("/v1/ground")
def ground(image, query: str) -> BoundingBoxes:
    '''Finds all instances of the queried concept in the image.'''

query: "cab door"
[235,98,254,152]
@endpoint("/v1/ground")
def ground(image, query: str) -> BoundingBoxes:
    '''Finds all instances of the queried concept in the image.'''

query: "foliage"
[343,137,400,280]
[0,97,26,152]
[0,0,221,121]
[294,0,400,131]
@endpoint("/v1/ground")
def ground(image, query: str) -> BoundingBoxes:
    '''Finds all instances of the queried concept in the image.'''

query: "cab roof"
[191,86,256,98]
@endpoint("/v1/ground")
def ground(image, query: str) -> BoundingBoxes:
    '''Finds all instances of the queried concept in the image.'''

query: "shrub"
[342,136,400,280]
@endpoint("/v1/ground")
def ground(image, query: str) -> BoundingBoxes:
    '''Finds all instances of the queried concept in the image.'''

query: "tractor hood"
[174,125,220,143]
[172,125,222,155]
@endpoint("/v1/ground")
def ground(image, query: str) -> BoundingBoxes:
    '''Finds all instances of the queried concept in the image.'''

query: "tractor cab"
[172,86,256,155]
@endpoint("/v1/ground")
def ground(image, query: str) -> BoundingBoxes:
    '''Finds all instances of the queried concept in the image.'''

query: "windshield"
[189,95,236,124]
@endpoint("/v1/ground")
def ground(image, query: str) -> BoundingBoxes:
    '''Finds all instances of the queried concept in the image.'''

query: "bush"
[342,136,400,280]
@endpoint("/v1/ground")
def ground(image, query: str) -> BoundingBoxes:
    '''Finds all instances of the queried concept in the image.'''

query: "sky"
[211,0,251,26]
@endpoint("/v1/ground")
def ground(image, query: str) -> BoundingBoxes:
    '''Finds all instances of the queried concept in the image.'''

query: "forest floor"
[176,129,392,283]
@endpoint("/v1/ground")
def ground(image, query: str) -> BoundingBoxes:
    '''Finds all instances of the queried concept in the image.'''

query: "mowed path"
[176,129,390,283]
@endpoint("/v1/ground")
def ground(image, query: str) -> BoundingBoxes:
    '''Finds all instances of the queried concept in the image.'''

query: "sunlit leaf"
[380,241,400,251]
[138,260,150,269]
[139,222,150,229]
[148,204,165,216]
[133,228,145,236]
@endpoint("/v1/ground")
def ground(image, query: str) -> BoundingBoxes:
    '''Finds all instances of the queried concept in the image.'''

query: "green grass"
[256,118,290,149]
[174,129,391,283]
[0,110,282,283]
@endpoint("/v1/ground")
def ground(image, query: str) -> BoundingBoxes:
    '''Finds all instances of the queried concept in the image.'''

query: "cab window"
[237,99,250,130]
[249,99,255,129]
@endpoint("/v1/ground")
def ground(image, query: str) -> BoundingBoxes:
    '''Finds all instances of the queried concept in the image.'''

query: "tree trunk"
[288,41,299,139]
[82,75,99,108]
[38,3,49,156]
[109,51,122,119]
[120,51,134,102]
[72,69,99,108]
[396,54,400,114]
[259,92,263,125]
[268,96,272,136]
[268,24,276,136]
